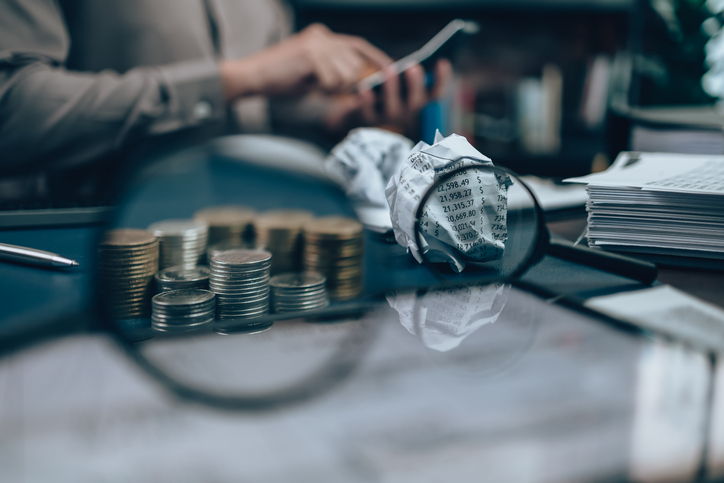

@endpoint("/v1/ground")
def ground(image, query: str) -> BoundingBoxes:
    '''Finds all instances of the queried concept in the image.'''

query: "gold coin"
[100,229,157,247]
[302,216,363,239]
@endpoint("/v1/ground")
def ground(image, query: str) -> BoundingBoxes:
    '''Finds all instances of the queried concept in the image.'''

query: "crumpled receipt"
[386,131,510,272]
[386,282,510,352]
[325,128,414,208]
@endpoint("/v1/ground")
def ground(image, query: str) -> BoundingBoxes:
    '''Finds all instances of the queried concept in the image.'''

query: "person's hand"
[323,59,454,137]
[219,24,392,100]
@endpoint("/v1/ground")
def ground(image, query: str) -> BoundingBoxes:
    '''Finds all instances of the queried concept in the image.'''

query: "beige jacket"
[0,0,292,171]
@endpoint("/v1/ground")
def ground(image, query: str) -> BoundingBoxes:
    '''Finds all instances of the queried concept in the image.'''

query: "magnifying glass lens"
[415,165,541,283]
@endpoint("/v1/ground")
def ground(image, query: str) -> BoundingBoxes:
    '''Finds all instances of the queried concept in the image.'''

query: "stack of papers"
[565,152,724,258]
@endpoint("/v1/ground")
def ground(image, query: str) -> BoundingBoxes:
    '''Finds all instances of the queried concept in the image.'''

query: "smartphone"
[357,18,479,92]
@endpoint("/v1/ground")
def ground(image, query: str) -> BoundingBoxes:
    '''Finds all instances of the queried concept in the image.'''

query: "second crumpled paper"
[385,131,510,272]
[324,129,413,228]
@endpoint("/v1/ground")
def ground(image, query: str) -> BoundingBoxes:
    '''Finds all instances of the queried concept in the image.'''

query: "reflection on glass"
[387,282,540,376]
[388,282,511,352]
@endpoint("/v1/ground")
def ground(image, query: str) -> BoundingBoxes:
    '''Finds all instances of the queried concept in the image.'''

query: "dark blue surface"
[0,225,97,344]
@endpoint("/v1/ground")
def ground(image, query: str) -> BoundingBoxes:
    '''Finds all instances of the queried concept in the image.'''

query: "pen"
[0,242,79,268]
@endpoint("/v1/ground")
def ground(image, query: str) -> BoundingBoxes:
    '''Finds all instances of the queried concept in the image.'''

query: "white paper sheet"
[584,285,724,353]
[385,132,509,272]
[565,152,724,194]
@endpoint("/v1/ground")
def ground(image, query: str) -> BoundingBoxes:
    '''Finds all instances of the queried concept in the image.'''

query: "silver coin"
[209,280,270,289]
[157,281,208,293]
[156,266,210,283]
[216,299,269,308]
[152,299,216,311]
[210,283,270,292]
[152,309,215,319]
[269,271,326,288]
[272,296,328,305]
[210,264,271,275]
[273,304,329,313]
[215,294,269,304]
[273,297,329,307]
[152,317,215,333]
[217,308,269,316]
[152,289,215,307]
[271,287,327,296]
[152,310,216,320]
[211,249,271,266]
[217,314,268,320]
[273,298,329,308]
[149,219,208,235]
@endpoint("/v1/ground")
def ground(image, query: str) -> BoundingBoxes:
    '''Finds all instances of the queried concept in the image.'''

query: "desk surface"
[1,214,724,482]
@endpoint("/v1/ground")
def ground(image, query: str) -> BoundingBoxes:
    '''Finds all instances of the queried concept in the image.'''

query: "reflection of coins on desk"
[270,272,329,313]
[194,205,255,246]
[152,289,216,333]
[209,249,272,321]
[155,265,210,293]
[303,216,364,301]
[254,209,314,275]
[148,219,208,270]
[98,228,159,319]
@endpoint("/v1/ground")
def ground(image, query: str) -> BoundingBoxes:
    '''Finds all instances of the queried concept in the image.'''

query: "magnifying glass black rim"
[91,147,379,411]
[413,162,547,283]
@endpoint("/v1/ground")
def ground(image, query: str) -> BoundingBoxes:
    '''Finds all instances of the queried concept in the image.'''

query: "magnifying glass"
[94,145,656,410]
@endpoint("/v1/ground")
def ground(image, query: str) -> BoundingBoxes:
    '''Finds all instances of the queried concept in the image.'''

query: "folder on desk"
[565,152,724,267]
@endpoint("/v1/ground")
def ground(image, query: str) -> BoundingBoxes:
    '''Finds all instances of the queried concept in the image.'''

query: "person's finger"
[404,64,427,113]
[430,58,453,99]
[382,67,402,121]
[343,35,393,69]
[310,51,347,92]
[327,49,364,90]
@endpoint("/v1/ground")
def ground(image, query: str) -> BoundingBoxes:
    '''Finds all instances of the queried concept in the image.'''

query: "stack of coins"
[206,240,254,263]
[254,209,314,275]
[148,219,208,270]
[269,272,329,313]
[98,229,159,319]
[151,289,216,333]
[155,265,210,293]
[209,249,272,320]
[303,216,364,301]
[194,205,255,246]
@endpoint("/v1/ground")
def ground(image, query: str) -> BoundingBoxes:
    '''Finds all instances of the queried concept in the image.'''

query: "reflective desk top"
[1,215,724,482]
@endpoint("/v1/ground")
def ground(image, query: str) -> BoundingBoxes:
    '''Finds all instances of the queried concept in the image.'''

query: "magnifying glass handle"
[547,239,658,286]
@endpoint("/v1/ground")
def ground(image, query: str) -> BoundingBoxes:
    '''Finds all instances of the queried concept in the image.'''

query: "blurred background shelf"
[292,0,715,178]
[293,2,635,176]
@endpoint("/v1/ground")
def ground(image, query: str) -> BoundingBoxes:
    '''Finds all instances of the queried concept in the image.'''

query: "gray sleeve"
[0,0,226,171]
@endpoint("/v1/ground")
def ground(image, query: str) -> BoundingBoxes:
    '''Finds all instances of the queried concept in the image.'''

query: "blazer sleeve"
[0,0,226,171]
